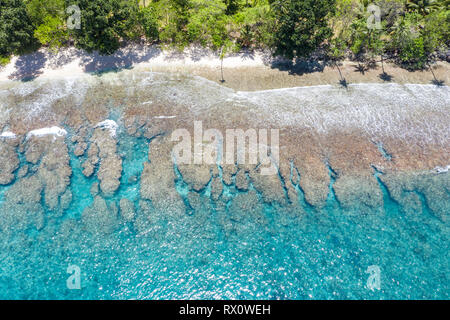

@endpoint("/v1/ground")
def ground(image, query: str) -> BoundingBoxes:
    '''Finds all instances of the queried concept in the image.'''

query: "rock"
[90,128,122,197]
[333,174,383,216]
[177,164,212,192]
[140,136,185,216]
[235,169,249,191]
[128,174,138,184]
[210,176,223,201]
[419,174,450,222]
[17,165,29,178]
[282,132,330,208]
[249,166,287,205]
[74,142,88,157]
[87,142,99,162]
[0,139,19,185]
[22,135,72,211]
[97,156,122,196]
[0,176,44,233]
[82,161,95,177]
[82,142,99,177]
[187,192,203,212]
[90,182,99,196]
[24,137,47,164]
[59,189,73,211]
[222,164,237,186]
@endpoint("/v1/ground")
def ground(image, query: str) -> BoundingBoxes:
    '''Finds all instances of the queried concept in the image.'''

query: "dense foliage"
[0,0,36,57]
[0,0,448,69]
[272,0,336,58]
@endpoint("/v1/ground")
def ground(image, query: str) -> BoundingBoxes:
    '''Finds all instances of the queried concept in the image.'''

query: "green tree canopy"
[271,0,336,59]
[26,0,65,26]
[138,5,159,42]
[0,0,36,56]
[69,0,139,54]
[34,15,69,50]
[186,0,229,48]
[406,0,442,16]
[0,0,447,71]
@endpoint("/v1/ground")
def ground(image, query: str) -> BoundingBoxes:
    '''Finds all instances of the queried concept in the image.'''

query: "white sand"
[0,44,272,82]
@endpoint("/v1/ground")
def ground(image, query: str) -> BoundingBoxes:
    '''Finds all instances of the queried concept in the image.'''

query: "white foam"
[234,83,450,146]
[27,126,67,139]
[0,131,16,138]
[153,116,176,119]
[434,165,450,174]
[95,119,118,138]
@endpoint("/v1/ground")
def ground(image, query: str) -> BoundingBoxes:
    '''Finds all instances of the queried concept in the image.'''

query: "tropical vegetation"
[0,0,448,70]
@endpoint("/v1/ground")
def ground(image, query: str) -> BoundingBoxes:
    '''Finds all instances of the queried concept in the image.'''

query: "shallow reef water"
[0,73,448,299]
[0,131,447,299]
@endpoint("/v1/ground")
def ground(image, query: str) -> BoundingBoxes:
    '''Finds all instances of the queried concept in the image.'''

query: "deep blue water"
[0,131,448,300]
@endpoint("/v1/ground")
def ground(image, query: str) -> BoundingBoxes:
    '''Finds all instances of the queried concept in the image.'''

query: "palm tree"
[405,0,442,16]
[431,0,450,10]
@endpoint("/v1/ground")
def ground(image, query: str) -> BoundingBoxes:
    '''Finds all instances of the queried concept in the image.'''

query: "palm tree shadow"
[431,79,445,86]
[379,72,393,82]
[428,64,445,87]
[353,63,368,75]
[332,61,348,89]
[339,78,348,88]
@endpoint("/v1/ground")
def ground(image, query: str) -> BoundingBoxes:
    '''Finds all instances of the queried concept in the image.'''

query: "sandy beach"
[1,44,448,91]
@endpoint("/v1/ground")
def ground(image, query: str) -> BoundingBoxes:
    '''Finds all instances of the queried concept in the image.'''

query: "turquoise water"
[0,131,448,300]
[0,76,448,299]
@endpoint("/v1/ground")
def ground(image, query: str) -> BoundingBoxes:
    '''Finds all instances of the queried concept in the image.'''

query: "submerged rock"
[140,136,185,216]
[177,164,212,192]
[333,174,383,215]
[0,138,20,185]
[59,189,73,212]
[210,176,223,201]
[120,198,135,222]
[82,196,118,234]
[0,176,44,233]
[17,165,29,179]
[380,171,450,221]
[223,190,266,237]
[235,168,249,191]
[0,74,448,235]
[82,143,99,177]
[249,166,287,205]
[86,128,123,196]
[74,142,88,157]
[90,182,99,196]
[23,135,72,212]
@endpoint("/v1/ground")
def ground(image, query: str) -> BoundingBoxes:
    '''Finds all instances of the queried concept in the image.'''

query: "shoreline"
[0,44,448,91]
[0,47,448,222]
